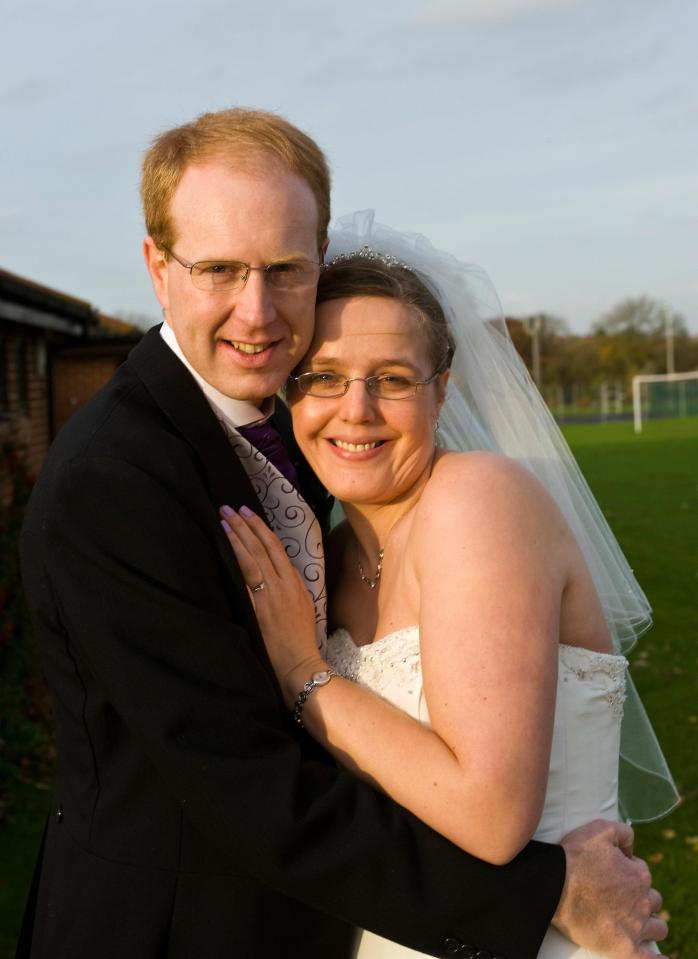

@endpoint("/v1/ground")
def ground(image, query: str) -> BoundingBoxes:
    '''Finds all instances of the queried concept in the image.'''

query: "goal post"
[632,371,698,433]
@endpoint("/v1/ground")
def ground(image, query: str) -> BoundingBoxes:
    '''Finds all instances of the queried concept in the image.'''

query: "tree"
[506,299,698,416]
[592,297,691,378]
[592,296,687,338]
[506,313,569,385]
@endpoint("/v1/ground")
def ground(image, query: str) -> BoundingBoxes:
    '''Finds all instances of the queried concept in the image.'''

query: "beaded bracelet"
[292,669,336,727]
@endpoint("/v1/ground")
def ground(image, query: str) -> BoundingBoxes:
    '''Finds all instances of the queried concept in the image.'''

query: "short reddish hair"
[141,107,331,255]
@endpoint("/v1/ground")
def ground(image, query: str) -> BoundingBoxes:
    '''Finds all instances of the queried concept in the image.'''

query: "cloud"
[0,205,23,229]
[0,76,51,105]
[412,0,582,27]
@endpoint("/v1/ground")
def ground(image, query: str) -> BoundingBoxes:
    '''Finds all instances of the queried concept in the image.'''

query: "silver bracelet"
[293,669,336,728]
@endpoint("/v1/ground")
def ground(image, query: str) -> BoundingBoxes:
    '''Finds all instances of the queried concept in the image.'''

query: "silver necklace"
[358,546,385,589]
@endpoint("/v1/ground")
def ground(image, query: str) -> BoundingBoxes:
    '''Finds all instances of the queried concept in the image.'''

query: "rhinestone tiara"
[327,245,410,269]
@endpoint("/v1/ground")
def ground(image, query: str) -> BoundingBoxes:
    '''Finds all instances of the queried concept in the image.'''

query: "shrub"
[0,436,53,823]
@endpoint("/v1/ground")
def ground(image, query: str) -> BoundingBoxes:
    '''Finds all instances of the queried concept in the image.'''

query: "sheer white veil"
[325,210,678,823]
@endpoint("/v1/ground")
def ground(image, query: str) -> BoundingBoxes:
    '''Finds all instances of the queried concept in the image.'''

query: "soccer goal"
[632,371,698,432]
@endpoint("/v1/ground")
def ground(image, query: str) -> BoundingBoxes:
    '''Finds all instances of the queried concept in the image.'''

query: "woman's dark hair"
[316,255,455,370]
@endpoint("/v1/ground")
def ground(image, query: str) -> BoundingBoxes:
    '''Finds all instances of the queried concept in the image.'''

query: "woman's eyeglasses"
[288,369,443,400]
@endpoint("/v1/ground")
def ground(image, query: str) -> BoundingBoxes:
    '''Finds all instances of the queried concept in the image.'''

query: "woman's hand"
[219,505,328,706]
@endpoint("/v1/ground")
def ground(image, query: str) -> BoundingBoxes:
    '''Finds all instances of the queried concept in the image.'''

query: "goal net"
[632,371,698,432]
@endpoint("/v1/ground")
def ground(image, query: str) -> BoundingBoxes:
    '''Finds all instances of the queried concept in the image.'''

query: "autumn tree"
[592,297,691,379]
[507,297,697,415]
[506,313,569,384]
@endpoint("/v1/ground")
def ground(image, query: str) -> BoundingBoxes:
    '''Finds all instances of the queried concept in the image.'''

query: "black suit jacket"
[18,327,565,959]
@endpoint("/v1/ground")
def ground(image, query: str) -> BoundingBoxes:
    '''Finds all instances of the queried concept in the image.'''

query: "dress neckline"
[332,625,418,654]
[331,625,627,664]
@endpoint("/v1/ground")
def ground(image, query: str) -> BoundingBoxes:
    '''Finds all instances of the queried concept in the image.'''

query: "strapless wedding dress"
[326,626,632,959]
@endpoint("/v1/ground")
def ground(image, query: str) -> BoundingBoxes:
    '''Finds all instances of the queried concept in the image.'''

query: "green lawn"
[561,417,698,958]
[0,781,49,957]
[1,417,696,957]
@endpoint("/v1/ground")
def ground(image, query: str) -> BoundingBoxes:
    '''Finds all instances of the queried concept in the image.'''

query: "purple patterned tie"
[237,420,301,491]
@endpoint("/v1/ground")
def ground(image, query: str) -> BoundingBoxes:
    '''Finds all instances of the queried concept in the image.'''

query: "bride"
[221,213,677,958]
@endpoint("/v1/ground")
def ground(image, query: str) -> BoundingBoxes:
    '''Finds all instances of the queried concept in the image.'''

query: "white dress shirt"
[160,322,327,649]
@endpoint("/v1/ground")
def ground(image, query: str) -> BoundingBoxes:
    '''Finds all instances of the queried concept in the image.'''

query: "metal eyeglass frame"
[287,368,444,400]
[163,247,323,292]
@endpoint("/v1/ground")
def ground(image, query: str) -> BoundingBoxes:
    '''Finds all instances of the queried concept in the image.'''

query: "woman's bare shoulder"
[419,450,557,518]
[410,450,572,572]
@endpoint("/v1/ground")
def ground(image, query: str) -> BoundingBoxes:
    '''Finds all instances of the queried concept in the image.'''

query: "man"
[18,108,665,958]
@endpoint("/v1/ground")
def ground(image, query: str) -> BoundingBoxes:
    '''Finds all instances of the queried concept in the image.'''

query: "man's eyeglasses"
[164,248,323,293]
[288,369,444,400]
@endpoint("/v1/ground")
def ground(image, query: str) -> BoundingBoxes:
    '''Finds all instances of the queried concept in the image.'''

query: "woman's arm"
[222,453,571,864]
[410,453,565,861]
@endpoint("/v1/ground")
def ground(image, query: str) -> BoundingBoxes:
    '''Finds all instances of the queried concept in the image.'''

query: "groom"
[18,108,664,959]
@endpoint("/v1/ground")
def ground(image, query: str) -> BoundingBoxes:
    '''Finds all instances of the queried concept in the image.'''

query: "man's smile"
[218,338,280,368]
[228,339,270,355]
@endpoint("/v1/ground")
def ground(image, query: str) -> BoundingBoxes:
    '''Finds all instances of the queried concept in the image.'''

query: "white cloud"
[413,0,582,27]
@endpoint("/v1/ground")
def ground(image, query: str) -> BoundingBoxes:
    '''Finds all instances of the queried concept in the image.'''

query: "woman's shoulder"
[423,449,552,509]
[413,450,568,547]
[431,448,520,479]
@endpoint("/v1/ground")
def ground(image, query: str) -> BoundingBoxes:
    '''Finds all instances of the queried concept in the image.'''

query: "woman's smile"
[289,295,447,506]
[324,436,391,464]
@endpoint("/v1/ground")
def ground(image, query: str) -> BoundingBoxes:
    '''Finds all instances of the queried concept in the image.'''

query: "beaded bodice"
[327,625,424,710]
[326,626,628,843]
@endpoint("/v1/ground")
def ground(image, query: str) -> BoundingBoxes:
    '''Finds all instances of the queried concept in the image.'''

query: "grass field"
[0,781,49,956]
[1,417,696,957]
[560,417,698,958]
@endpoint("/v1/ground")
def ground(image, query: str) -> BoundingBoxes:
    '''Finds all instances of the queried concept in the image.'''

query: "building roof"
[0,266,136,338]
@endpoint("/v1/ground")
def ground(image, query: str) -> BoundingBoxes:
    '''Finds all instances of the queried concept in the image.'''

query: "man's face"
[144,160,321,405]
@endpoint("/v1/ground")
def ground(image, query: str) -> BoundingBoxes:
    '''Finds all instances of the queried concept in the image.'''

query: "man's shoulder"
[38,335,201,491]
[48,360,159,460]
[48,327,196,455]
[25,354,212,536]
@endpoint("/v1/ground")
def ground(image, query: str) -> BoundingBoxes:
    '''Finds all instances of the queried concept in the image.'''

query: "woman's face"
[289,295,448,506]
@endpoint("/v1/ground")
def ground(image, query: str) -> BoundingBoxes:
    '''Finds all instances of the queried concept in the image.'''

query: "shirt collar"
[159,321,274,428]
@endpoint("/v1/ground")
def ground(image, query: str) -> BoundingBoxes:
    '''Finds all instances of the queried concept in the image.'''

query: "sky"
[2,0,697,333]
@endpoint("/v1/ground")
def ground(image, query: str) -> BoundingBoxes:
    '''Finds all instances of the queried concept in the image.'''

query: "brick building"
[0,267,142,496]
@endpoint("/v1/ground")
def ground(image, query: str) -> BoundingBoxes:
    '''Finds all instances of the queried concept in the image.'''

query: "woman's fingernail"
[240,505,254,517]
[221,505,236,517]
[221,519,232,534]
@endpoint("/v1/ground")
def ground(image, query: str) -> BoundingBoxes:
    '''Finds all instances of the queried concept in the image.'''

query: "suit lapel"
[128,328,266,514]
[125,327,323,720]
[126,327,267,602]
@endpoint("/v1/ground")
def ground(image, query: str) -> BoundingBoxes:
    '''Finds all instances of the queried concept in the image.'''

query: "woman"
[221,213,677,958]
